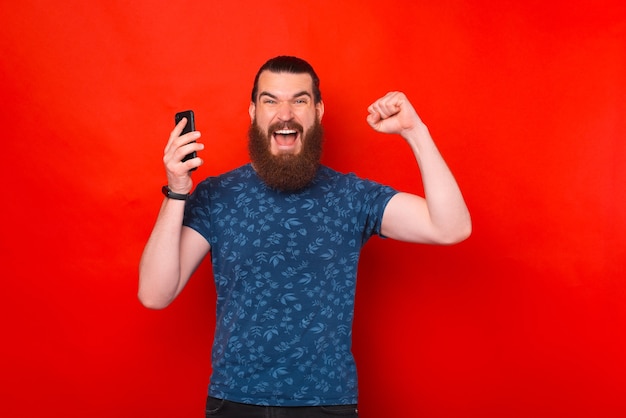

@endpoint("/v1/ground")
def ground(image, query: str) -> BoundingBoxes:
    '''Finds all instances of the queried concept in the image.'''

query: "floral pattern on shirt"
[184,164,397,406]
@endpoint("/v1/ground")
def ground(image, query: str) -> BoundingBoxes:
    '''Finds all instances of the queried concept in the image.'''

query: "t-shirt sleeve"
[183,180,213,244]
[348,174,398,241]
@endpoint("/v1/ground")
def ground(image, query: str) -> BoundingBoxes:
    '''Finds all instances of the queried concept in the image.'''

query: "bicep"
[381,192,438,244]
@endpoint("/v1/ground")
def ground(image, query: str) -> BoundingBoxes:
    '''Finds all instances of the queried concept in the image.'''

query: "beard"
[248,118,324,192]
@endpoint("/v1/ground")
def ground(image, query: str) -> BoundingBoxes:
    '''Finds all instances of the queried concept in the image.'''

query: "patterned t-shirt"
[183,163,397,406]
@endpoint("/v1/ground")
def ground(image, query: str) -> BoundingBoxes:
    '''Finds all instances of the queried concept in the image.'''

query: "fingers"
[367,91,404,120]
[165,117,190,155]
[366,91,405,133]
[165,137,203,168]
[367,91,423,135]
[163,119,204,187]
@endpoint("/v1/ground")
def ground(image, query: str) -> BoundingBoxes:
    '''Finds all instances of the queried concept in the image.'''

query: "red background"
[1,1,625,417]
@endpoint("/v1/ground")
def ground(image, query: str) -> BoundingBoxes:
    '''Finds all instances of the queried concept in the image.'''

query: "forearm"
[405,124,472,242]
[138,198,187,309]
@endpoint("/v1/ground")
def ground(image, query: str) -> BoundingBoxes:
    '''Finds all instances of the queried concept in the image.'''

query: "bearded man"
[139,56,471,417]
[247,57,325,192]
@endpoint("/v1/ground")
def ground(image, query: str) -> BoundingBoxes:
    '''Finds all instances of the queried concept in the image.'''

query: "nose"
[276,101,294,121]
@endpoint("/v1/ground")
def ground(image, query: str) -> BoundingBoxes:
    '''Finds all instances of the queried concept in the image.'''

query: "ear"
[248,101,256,123]
[316,100,325,122]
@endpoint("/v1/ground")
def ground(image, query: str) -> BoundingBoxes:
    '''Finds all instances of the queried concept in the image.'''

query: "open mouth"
[273,128,300,148]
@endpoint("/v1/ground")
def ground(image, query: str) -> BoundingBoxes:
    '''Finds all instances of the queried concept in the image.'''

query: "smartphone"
[174,110,197,169]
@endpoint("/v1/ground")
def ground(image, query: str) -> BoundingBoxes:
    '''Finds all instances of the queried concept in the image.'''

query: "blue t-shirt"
[183,164,397,406]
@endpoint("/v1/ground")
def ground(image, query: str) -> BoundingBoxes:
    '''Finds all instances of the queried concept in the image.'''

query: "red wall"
[1,1,625,417]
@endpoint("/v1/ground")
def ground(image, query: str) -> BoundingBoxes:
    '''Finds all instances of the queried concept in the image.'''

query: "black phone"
[174,110,197,168]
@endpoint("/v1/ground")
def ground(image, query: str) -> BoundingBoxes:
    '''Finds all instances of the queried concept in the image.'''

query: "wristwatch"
[161,185,189,201]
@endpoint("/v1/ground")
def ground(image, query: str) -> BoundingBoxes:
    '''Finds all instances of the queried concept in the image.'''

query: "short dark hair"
[251,56,322,104]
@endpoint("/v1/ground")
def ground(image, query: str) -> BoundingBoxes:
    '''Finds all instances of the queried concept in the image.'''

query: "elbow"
[454,221,472,244]
[138,265,179,309]
[437,218,472,245]
[138,294,172,310]
[137,286,174,310]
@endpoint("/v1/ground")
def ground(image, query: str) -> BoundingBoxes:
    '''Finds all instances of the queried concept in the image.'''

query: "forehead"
[257,71,314,99]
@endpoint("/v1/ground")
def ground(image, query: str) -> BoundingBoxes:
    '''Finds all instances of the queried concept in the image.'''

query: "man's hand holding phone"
[164,110,204,195]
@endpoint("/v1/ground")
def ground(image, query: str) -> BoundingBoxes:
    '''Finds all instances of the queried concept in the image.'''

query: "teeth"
[275,129,297,135]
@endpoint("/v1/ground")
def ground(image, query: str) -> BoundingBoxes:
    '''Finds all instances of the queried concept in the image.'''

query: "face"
[249,71,324,156]
[248,71,325,192]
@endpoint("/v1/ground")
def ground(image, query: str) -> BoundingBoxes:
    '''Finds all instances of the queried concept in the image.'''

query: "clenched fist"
[366,91,425,138]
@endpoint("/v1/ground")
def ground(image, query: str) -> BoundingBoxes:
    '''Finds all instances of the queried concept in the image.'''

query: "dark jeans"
[206,397,359,418]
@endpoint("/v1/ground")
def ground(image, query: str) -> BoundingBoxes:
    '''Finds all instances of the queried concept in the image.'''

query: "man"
[139,56,471,417]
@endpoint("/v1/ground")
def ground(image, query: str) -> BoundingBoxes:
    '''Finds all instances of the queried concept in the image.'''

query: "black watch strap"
[161,185,189,201]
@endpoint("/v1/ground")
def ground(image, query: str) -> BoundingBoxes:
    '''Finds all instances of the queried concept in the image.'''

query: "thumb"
[366,111,382,129]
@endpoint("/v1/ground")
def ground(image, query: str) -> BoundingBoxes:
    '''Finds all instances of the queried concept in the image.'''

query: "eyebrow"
[259,91,312,101]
